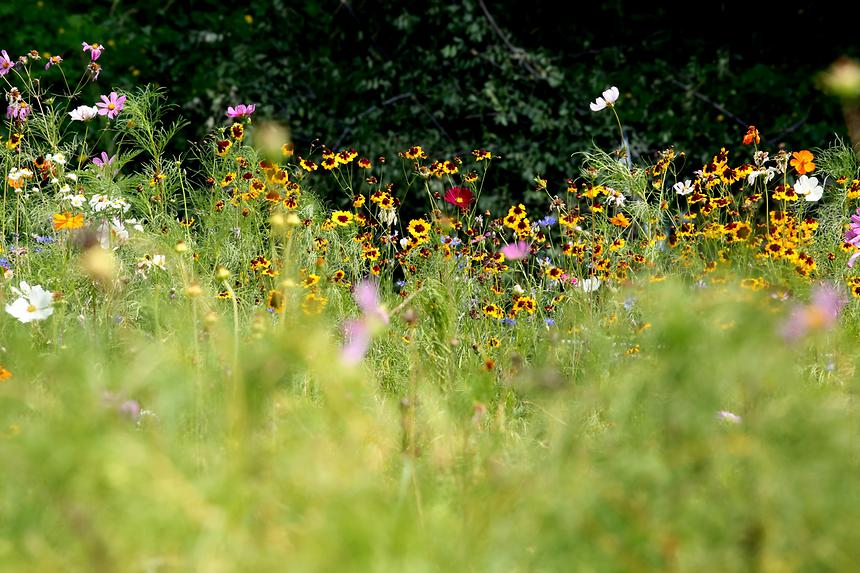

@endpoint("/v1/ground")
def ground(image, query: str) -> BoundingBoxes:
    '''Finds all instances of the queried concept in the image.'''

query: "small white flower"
[589,86,619,112]
[66,173,78,181]
[7,167,33,182]
[69,105,99,122]
[69,194,86,208]
[794,175,823,202]
[380,208,397,227]
[746,167,776,186]
[716,410,742,424]
[47,152,67,165]
[110,218,130,244]
[5,281,54,323]
[399,237,410,248]
[673,180,694,196]
[126,219,144,233]
[50,177,60,184]
[580,277,602,293]
[90,194,110,212]
[512,284,525,295]
[607,187,625,207]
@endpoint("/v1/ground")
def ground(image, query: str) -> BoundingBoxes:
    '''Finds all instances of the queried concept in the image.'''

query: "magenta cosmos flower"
[226,103,255,118]
[0,50,14,76]
[782,283,844,341]
[95,92,126,120]
[92,151,116,167]
[444,186,474,210]
[341,279,389,365]
[500,240,530,261]
[82,42,104,61]
[846,207,860,267]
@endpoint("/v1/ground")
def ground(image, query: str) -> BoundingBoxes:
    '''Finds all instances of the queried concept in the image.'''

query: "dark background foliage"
[2,1,855,199]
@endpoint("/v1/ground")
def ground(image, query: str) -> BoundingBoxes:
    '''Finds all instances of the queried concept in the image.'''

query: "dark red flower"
[444,186,474,210]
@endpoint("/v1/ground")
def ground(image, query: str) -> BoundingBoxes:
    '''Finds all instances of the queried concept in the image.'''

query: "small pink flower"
[82,42,104,61]
[226,103,256,118]
[44,55,63,70]
[6,101,31,121]
[845,208,860,267]
[0,50,13,76]
[92,151,116,167]
[782,283,844,341]
[500,240,530,261]
[716,411,742,424]
[95,92,126,120]
[341,279,389,365]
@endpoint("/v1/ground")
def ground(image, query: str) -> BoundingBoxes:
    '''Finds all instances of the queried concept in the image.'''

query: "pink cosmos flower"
[92,151,116,167]
[95,92,126,120]
[782,283,844,341]
[82,42,104,61]
[6,101,31,121]
[845,207,860,267]
[44,55,63,70]
[226,103,256,118]
[1,50,15,76]
[341,279,389,365]
[500,240,530,261]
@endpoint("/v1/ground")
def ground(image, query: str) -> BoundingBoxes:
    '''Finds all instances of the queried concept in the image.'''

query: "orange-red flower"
[790,150,815,175]
[742,125,760,145]
[52,212,84,230]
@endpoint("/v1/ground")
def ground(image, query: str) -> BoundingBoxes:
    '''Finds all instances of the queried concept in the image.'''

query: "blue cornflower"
[33,235,54,244]
[501,318,517,327]
[537,215,557,227]
[544,318,556,326]
[0,257,11,270]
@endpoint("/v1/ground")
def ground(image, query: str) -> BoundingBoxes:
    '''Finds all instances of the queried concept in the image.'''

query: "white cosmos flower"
[69,105,99,122]
[69,194,86,208]
[673,180,694,195]
[5,281,54,323]
[747,168,776,186]
[794,175,823,202]
[589,86,619,112]
[580,277,602,293]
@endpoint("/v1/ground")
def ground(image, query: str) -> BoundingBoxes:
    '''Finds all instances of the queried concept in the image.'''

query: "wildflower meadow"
[3,37,860,572]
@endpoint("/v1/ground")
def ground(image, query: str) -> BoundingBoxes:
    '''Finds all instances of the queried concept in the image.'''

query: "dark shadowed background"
[2,1,856,199]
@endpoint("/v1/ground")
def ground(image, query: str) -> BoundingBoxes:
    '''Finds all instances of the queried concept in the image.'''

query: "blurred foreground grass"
[2,277,860,572]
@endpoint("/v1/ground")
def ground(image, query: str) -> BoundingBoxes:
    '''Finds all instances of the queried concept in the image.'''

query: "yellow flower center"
[26,304,37,313]
[108,103,115,110]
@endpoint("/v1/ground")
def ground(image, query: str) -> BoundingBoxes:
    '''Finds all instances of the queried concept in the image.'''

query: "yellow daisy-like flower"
[302,292,328,315]
[407,218,431,239]
[608,213,630,228]
[220,172,236,187]
[331,210,354,226]
[301,274,320,288]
